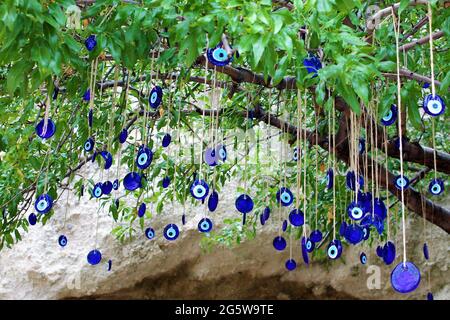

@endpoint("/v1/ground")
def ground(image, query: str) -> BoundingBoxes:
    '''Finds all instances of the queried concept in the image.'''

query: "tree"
[0,0,448,254]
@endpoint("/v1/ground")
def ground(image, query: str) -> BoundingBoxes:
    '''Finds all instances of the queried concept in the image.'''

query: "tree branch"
[398,30,444,52]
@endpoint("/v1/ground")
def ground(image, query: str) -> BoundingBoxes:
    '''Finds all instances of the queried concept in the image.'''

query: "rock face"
[0,163,449,300]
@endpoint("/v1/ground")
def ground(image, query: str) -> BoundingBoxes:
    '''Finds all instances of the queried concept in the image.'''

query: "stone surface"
[0,160,449,300]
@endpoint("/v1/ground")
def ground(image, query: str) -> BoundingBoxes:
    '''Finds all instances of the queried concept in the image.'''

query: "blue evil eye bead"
[339,221,347,237]
[149,86,163,109]
[301,237,309,264]
[359,138,365,154]
[394,175,409,190]
[292,146,299,161]
[162,176,171,188]
[107,259,112,272]
[182,214,186,225]
[346,171,364,191]
[391,261,421,294]
[123,172,142,191]
[208,190,219,212]
[305,237,315,253]
[376,246,384,258]
[303,53,322,76]
[84,137,94,152]
[360,252,367,265]
[58,235,67,247]
[310,230,323,243]
[381,104,398,126]
[347,202,365,221]
[273,236,287,251]
[423,94,445,117]
[373,198,387,220]
[136,146,153,170]
[112,179,119,190]
[52,87,59,100]
[360,213,373,228]
[190,179,210,201]
[35,118,56,139]
[163,224,179,241]
[198,218,213,233]
[344,224,364,245]
[423,243,429,260]
[285,259,297,271]
[145,227,155,240]
[235,194,254,214]
[373,215,385,235]
[383,241,396,265]
[204,147,218,166]
[28,213,37,225]
[217,144,227,161]
[362,226,370,240]
[83,89,90,102]
[92,151,97,162]
[119,128,128,144]
[88,109,93,127]
[207,43,233,66]
[260,214,266,226]
[288,209,304,227]
[100,151,113,170]
[327,240,343,260]
[92,182,103,198]
[35,194,53,214]
[427,292,434,300]
[138,203,146,218]
[87,249,102,265]
[325,168,333,189]
[102,181,113,195]
[115,198,120,208]
[85,35,97,51]
[282,220,288,232]
[262,207,271,222]
[276,187,294,207]
[428,178,444,196]
[162,133,171,147]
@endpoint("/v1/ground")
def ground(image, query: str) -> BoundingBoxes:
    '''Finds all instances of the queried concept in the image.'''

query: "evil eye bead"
[87,249,102,265]
[288,209,304,227]
[123,172,142,191]
[102,181,113,195]
[285,259,297,271]
[34,194,53,214]
[423,243,429,260]
[381,104,398,126]
[346,171,364,191]
[217,144,227,161]
[182,214,186,225]
[35,118,56,139]
[58,235,67,247]
[208,190,219,212]
[344,224,364,245]
[112,179,119,190]
[428,178,444,196]
[207,43,233,66]
[347,201,365,221]
[327,240,343,260]
[84,35,97,51]
[427,292,434,300]
[88,109,93,127]
[359,138,365,154]
[292,146,299,161]
[339,221,347,236]
[138,203,146,218]
[360,252,367,265]
[136,146,153,170]
[107,259,112,272]
[373,198,387,220]
[376,246,384,258]
[163,224,179,241]
[149,86,163,109]
[273,236,287,251]
[260,214,266,226]
[383,241,396,265]
[28,213,37,225]
[83,89,90,102]
[162,133,171,148]
[325,168,333,189]
[391,261,421,294]
[84,137,94,152]
[301,237,309,264]
[276,187,294,207]
[282,220,288,232]
[161,176,171,188]
[362,226,370,240]
[204,147,218,166]
[423,94,445,117]
[235,194,254,214]
[145,227,155,240]
[310,230,323,243]
[119,128,128,144]
[190,179,210,201]
[394,175,409,190]
[198,218,213,233]
[262,207,271,222]
[303,53,322,76]
[92,183,103,198]
[305,237,315,253]
[99,151,113,170]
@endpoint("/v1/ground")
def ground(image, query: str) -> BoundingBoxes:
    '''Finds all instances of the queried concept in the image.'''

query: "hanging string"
[302,92,308,238]
[332,95,336,240]
[392,8,407,266]
[384,125,391,240]
[199,34,209,182]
